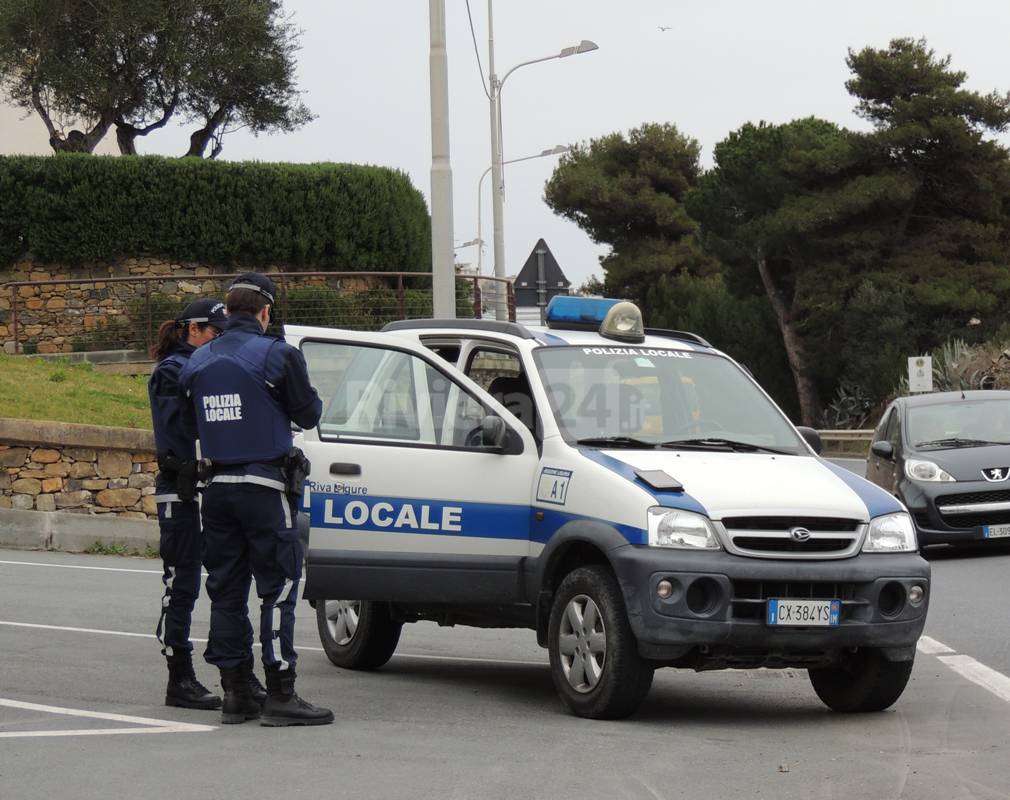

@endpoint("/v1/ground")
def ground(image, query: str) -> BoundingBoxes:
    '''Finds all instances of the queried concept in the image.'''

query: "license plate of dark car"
[766,598,841,626]
[983,524,1010,539]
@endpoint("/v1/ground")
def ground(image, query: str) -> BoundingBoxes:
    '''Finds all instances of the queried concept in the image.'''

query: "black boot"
[243,658,267,708]
[220,667,262,724]
[261,669,334,727]
[165,654,222,710]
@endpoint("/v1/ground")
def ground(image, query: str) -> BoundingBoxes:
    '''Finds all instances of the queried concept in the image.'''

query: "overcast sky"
[6,1,1010,286]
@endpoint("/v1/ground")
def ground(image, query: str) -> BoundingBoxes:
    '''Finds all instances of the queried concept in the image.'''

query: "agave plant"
[820,381,874,430]
[891,338,1010,399]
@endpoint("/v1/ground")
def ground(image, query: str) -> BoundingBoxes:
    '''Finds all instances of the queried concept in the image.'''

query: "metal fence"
[3,271,516,355]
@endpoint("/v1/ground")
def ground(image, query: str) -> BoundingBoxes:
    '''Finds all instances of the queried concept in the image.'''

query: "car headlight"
[904,459,955,483]
[862,512,917,553]
[647,507,721,549]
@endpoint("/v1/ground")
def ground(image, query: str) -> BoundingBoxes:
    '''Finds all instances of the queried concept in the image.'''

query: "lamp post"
[429,0,455,318]
[476,145,568,276]
[486,0,597,317]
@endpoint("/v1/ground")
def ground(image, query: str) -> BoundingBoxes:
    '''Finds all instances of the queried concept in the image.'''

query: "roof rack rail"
[381,319,536,340]
[643,327,712,348]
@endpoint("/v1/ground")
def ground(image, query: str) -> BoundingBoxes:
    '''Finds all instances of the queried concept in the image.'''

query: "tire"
[547,565,654,719]
[808,648,914,712]
[315,599,402,670]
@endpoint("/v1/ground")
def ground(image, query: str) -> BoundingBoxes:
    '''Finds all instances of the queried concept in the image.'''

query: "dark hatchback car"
[866,390,1010,547]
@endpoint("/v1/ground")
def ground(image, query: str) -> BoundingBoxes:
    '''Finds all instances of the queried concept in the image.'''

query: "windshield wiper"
[575,436,658,449]
[915,437,1004,449]
[660,437,792,455]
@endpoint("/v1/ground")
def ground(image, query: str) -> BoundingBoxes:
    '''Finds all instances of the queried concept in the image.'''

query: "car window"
[464,348,536,435]
[301,339,497,450]
[422,340,462,366]
[534,346,804,452]
[874,407,893,442]
[883,409,900,449]
[907,398,1010,447]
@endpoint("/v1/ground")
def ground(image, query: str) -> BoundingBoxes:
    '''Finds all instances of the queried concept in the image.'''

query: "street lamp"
[486,0,597,317]
[475,145,569,276]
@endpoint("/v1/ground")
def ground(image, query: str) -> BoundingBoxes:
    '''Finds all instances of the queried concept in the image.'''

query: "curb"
[0,507,159,553]
[0,417,154,451]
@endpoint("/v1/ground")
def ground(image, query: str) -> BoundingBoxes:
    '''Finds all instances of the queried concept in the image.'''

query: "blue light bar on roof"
[545,296,621,328]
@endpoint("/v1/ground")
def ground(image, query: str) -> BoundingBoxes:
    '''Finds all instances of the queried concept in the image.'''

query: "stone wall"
[0,419,157,520]
[1,258,233,354]
[1,258,389,354]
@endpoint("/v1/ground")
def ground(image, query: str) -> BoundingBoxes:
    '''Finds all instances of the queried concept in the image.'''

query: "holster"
[282,447,311,506]
[158,454,199,503]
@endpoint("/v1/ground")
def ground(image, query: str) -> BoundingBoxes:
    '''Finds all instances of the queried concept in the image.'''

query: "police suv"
[286,298,930,719]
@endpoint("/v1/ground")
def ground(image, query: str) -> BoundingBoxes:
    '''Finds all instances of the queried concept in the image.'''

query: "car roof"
[381,318,713,352]
[898,389,1010,408]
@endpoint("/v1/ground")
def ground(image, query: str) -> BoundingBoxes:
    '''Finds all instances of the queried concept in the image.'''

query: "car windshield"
[907,398,1010,449]
[533,346,806,454]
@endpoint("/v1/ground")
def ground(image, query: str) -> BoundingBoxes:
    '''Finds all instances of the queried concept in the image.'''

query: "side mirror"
[796,426,822,455]
[481,415,507,450]
[871,440,894,460]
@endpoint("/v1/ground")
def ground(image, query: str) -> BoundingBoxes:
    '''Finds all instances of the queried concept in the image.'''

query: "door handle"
[330,463,362,476]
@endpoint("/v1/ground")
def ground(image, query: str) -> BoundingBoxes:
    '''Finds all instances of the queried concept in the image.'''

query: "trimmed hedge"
[0,154,431,270]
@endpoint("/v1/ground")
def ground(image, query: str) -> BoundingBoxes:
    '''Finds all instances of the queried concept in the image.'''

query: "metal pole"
[488,0,507,320]
[279,274,289,325]
[536,246,547,325]
[476,166,491,275]
[9,284,19,355]
[429,0,456,318]
[144,280,152,353]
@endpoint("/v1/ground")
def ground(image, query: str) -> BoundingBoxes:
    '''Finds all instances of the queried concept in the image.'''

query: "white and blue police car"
[285,297,929,719]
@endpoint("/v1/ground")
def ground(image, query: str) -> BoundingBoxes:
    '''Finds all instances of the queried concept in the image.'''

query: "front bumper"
[609,546,930,664]
[901,479,1010,546]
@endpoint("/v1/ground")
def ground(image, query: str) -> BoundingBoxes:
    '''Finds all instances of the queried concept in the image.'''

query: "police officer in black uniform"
[179,273,332,726]
[149,298,231,709]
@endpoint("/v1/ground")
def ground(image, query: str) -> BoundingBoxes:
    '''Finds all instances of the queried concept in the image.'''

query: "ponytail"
[150,320,183,362]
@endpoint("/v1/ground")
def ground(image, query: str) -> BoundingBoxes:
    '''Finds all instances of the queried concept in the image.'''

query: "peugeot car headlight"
[647,508,721,550]
[863,512,917,553]
[905,459,955,483]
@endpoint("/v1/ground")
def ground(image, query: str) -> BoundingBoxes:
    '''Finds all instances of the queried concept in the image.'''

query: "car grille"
[936,489,1010,528]
[720,517,863,558]
[731,580,858,621]
[940,510,1010,528]
[937,490,1010,507]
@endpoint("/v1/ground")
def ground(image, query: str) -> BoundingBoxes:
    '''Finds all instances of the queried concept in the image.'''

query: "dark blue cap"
[176,298,228,331]
[227,272,275,304]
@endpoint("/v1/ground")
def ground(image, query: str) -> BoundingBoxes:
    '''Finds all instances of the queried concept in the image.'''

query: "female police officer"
[148,298,230,709]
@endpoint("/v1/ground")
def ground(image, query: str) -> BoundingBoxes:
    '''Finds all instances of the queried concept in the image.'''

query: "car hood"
[597,450,891,521]
[908,443,1010,483]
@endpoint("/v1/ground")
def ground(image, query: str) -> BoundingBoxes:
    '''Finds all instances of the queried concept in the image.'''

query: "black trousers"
[156,499,203,658]
[201,483,302,672]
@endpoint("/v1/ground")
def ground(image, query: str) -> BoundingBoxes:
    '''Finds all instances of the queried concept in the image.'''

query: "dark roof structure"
[513,239,570,307]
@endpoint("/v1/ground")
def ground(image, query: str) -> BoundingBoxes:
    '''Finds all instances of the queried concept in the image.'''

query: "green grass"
[84,541,159,558]
[0,356,152,429]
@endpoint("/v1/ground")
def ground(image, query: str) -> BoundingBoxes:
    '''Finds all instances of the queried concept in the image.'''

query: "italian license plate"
[983,524,1010,539]
[766,598,841,627]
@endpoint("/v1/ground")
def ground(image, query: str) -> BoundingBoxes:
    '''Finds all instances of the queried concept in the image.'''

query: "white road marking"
[0,698,214,738]
[938,655,1010,704]
[0,559,163,575]
[6,620,1010,695]
[917,635,956,655]
[0,620,547,665]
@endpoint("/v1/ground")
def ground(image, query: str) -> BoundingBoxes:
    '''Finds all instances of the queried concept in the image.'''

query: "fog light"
[908,585,925,605]
[657,579,674,600]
